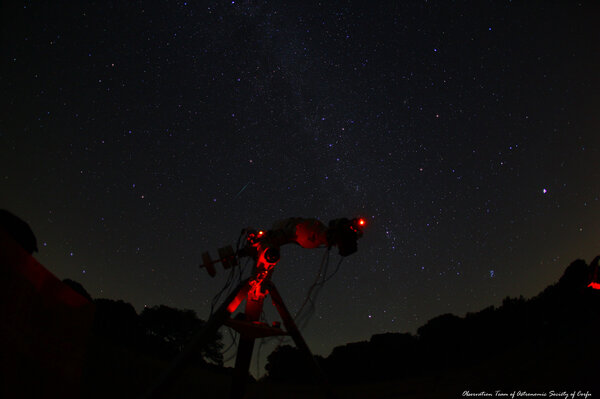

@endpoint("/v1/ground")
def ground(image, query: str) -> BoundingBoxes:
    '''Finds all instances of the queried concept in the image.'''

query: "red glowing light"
[227,295,244,313]
[358,218,366,226]
[258,230,264,236]
[588,282,600,290]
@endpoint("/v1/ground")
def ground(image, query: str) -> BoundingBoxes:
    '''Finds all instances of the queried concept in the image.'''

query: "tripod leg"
[229,337,255,399]
[142,279,251,399]
[267,282,335,397]
[229,288,265,399]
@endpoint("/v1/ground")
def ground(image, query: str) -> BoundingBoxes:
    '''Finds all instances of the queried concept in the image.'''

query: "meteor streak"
[234,181,251,199]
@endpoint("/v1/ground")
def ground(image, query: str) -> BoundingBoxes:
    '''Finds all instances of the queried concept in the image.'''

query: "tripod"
[144,254,331,399]
[224,277,329,398]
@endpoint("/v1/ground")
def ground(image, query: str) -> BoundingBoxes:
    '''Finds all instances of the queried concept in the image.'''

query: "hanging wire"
[294,248,331,326]
[220,326,239,363]
[297,256,344,330]
[212,229,252,362]
[209,265,236,316]
[222,325,240,363]
[209,229,249,317]
[238,256,251,284]
[263,248,342,352]
[323,256,344,284]
[291,252,345,333]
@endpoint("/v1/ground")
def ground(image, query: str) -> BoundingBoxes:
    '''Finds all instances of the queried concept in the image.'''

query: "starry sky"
[2,0,599,370]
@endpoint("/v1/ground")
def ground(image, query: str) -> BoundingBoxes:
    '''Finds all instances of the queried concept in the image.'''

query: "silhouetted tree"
[92,299,143,346]
[368,332,418,379]
[140,305,223,365]
[558,259,589,290]
[265,345,323,383]
[417,313,465,368]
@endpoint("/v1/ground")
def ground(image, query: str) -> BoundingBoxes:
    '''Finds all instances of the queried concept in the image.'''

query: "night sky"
[2,1,599,372]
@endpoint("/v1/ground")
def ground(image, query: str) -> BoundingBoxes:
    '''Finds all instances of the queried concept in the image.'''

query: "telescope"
[147,216,366,399]
[200,216,366,277]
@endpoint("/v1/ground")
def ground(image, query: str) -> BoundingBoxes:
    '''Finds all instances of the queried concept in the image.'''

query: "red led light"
[588,282,600,290]
[258,230,264,236]
[358,218,366,226]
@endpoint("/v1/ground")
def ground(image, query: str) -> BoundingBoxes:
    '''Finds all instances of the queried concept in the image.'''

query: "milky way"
[2,1,599,372]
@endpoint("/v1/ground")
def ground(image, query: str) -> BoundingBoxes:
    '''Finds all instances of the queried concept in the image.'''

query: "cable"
[220,326,239,360]
[216,234,255,318]
[296,254,344,331]
[256,338,263,378]
[294,249,330,323]
[217,231,256,363]
[209,230,247,317]
[263,248,338,350]
[238,257,251,284]
[209,265,236,316]
[323,256,344,284]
